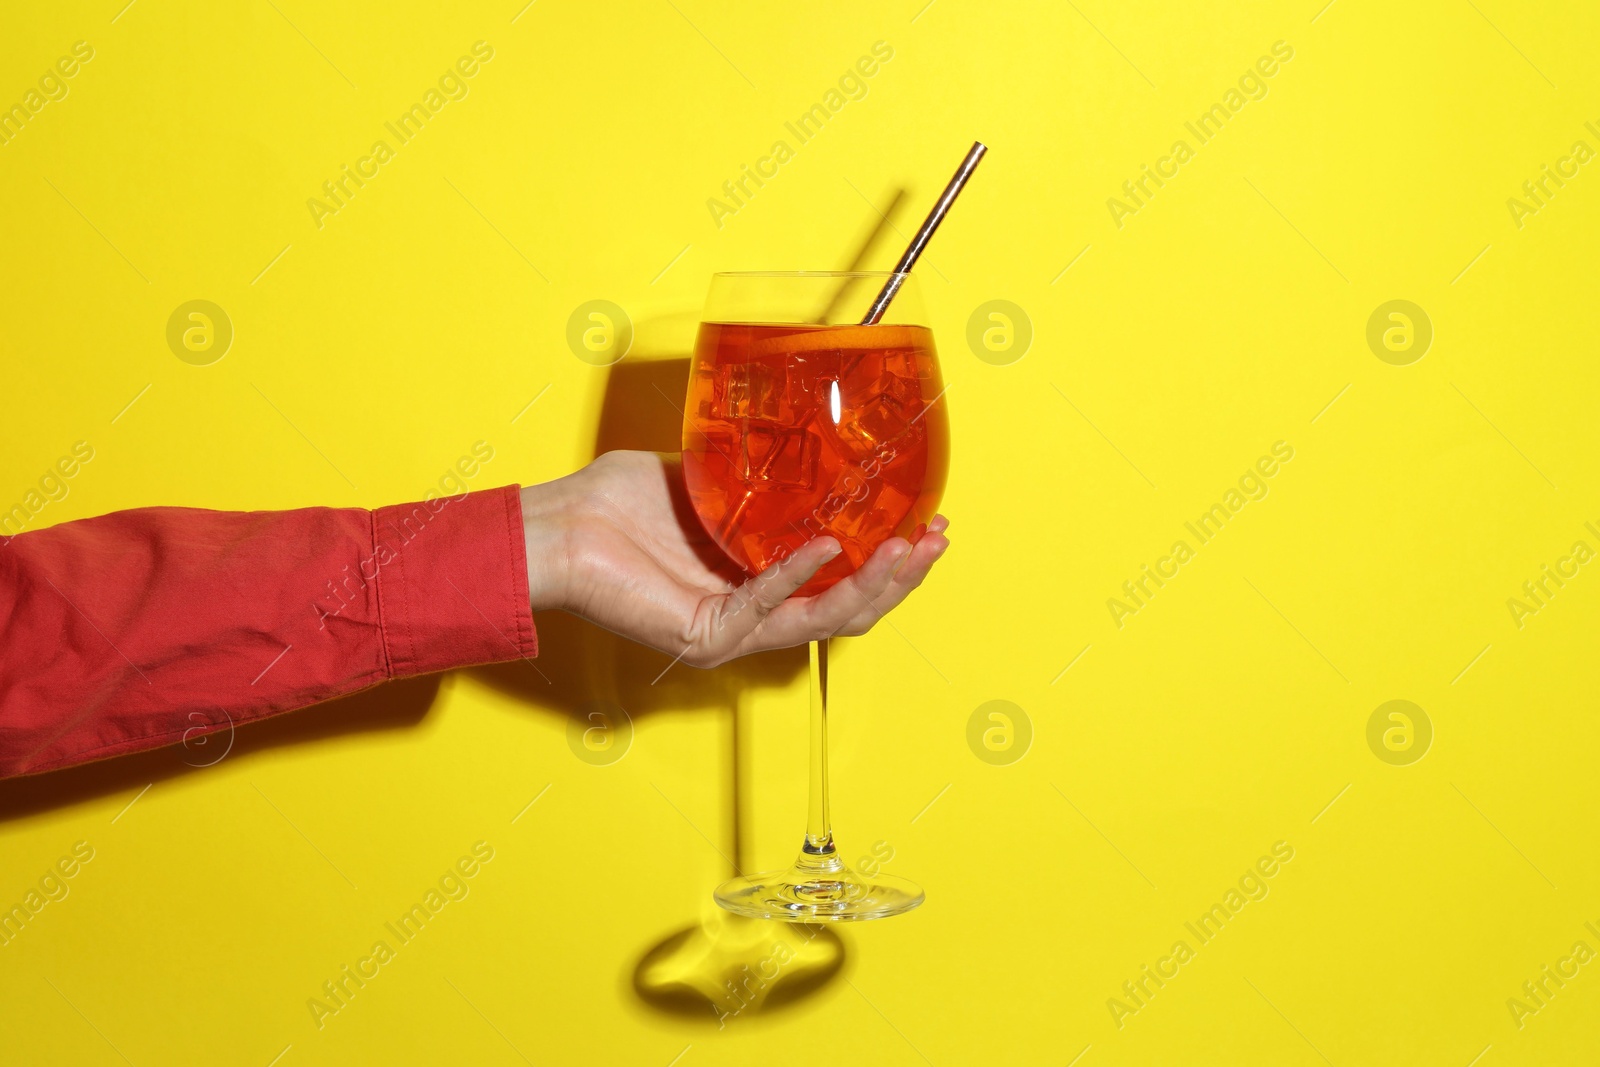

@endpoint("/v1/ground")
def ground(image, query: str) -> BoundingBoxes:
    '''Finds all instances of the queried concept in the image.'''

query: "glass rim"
[710,270,911,279]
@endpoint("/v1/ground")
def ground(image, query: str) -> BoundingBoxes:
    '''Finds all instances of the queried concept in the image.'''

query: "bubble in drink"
[683,322,948,596]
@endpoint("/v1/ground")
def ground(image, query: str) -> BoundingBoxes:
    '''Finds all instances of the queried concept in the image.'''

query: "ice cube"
[713,359,792,422]
[741,426,817,489]
[834,379,921,456]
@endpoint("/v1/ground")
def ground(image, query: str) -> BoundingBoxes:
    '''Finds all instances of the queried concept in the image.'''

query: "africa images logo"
[1105,41,1295,229]
[705,41,895,229]
[1107,841,1295,1029]
[306,842,495,1030]
[1106,442,1295,628]
[306,42,495,230]
[0,41,95,148]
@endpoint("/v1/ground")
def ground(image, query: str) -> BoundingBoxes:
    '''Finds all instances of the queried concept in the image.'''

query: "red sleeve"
[0,484,537,778]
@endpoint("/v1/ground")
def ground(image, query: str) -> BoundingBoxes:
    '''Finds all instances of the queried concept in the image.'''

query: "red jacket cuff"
[373,484,537,678]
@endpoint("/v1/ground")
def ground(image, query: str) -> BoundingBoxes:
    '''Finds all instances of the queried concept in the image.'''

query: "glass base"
[714,847,923,923]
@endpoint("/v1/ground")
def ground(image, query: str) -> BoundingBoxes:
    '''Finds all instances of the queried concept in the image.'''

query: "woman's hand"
[519,451,948,668]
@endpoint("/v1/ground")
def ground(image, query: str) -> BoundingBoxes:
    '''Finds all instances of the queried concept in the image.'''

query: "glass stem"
[802,638,836,859]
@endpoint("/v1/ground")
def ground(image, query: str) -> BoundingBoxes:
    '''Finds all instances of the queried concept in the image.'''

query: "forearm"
[0,486,536,778]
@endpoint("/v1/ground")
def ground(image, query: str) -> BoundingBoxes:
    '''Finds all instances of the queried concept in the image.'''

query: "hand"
[518,451,949,668]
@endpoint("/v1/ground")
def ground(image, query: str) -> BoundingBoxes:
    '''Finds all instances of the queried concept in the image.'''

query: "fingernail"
[822,541,842,561]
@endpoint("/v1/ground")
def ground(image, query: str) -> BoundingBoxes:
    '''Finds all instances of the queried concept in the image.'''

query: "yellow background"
[3,0,1599,1063]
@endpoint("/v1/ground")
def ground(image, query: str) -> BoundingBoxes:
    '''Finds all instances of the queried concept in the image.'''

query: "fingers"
[693,537,840,663]
[741,518,950,652]
[747,536,842,612]
[875,524,948,606]
[829,524,949,637]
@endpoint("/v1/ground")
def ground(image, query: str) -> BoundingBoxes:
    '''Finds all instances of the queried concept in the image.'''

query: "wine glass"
[680,270,948,921]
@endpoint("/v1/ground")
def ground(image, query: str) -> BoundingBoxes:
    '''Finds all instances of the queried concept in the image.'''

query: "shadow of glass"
[0,675,440,823]
[632,903,847,1025]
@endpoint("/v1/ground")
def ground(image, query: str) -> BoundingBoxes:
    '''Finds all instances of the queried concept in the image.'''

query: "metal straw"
[860,141,987,325]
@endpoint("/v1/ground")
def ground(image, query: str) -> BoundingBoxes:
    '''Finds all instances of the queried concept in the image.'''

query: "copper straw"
[860,141,987,325]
